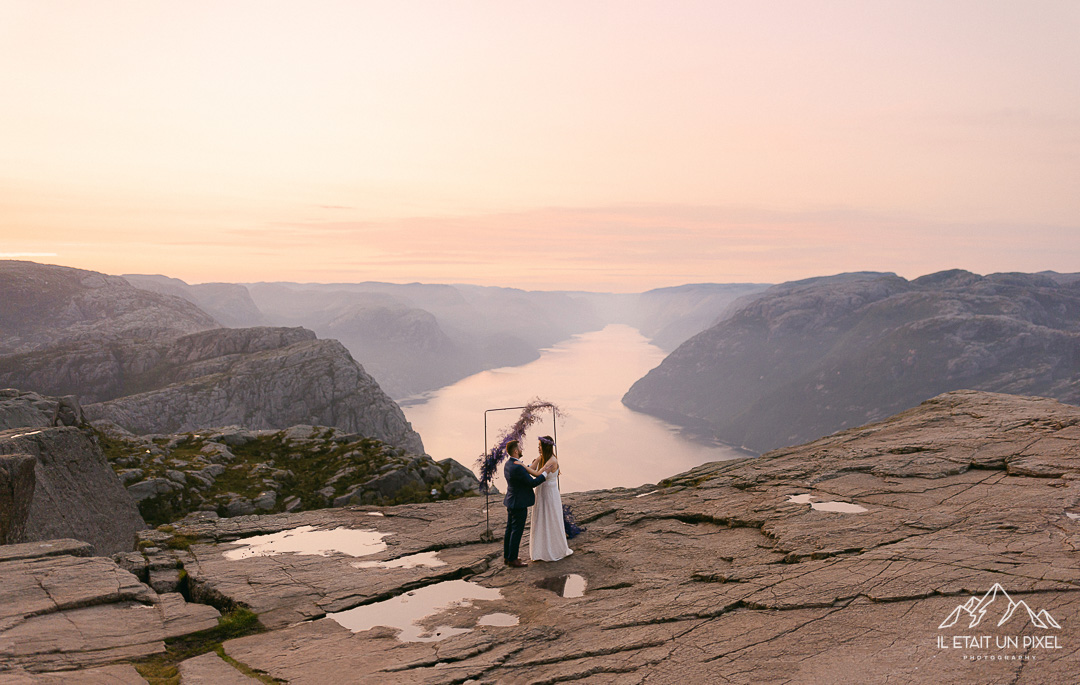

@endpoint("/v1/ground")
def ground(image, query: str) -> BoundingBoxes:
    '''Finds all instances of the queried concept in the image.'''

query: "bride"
[527,435,573,562]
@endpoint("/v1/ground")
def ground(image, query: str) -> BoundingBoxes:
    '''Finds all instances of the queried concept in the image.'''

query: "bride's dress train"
[529,468,573,562]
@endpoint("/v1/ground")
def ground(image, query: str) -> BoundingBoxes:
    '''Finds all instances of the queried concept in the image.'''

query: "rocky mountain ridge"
[624,269,1080,452]
[0,260,218,354]
[0,262,424,453]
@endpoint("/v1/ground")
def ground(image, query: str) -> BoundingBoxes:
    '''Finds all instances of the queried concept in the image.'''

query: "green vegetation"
[97,426,473,527]
[132,607,278,684]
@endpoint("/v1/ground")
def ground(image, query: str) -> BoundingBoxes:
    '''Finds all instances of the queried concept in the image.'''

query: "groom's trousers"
[504,507,528,561]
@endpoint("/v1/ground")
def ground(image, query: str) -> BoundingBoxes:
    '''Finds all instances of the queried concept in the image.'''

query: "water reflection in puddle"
[351,551,446,569]
[222,526,388,560]
[477,613,519,627]
[635,490,659,498]
[787,494,867,513]
[1067,512,1080,521]
[328,580,504,642]
[533,574,587,598]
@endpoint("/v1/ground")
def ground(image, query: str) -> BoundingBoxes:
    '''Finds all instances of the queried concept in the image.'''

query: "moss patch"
[132,607,277,684]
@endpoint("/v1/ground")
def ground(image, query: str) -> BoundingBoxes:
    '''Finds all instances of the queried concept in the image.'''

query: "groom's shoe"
[507,559,528,568]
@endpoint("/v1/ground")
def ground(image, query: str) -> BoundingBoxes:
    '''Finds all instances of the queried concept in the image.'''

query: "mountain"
[245,281,608,398]
[626,283,771,351]
[0,263,423,453]
[0,261,218,353]
[123,274,269,328]
[623,270,1080,452]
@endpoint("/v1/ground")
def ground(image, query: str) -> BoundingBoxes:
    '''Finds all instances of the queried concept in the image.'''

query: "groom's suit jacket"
[503,458,546,509]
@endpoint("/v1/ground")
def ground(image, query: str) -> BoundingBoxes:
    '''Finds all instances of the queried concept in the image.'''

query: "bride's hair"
[538,436,556,469]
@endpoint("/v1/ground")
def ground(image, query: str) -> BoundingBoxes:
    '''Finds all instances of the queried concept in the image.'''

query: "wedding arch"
[476,399,559,541]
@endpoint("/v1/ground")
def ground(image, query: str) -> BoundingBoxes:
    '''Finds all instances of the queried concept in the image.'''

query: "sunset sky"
[1,1,1078,291]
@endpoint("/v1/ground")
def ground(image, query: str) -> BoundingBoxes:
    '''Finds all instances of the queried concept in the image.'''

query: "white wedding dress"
[529,467,573,562]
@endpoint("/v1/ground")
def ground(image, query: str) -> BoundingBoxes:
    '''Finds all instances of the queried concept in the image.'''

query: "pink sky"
[1,1,1078,291]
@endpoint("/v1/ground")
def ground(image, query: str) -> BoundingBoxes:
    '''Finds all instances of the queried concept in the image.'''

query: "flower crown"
[538,436,555,446]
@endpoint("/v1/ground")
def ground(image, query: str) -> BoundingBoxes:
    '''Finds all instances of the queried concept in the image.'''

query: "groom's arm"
[509,462,546,489]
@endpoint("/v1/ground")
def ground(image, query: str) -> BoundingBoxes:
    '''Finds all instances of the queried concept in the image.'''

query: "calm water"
[403,324,749,493]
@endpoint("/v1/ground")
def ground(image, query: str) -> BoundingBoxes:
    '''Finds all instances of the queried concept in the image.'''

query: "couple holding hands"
[502,435,573,567]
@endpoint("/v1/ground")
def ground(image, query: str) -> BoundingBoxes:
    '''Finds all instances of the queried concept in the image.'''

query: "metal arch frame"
[479,404,558,542]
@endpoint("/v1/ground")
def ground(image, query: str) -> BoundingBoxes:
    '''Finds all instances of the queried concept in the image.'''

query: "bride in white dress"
[528,435,573,562]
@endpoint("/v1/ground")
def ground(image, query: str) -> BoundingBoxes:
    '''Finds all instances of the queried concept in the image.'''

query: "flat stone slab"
[0,538,93,563]
[0,664,148,684]
[178,651,262,684]
[0,554,219,673]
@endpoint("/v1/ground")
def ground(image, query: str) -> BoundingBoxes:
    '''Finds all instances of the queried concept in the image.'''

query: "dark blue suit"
[503,458,546,562]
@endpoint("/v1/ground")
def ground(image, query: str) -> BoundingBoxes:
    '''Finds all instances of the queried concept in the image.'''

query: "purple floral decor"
[476,399,559,493]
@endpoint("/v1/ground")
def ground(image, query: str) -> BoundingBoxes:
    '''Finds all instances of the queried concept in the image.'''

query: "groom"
[503,440,547,568]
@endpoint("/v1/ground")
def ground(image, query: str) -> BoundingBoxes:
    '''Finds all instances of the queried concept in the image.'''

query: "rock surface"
[0,453,35,544]
[0,547,219,674]
[127,390,1080,683]
[0,427,145,555]
[0,389,85,431]
[624,269,1080,452]
[81,329,424,453]
[6,390,1079,683]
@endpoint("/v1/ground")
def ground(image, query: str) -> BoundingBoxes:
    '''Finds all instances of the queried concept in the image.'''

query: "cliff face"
[0,261,218,353]
[71,328,425,453]
[0,426,145,555]
[623,270,1080,452]
[1,263,425,453]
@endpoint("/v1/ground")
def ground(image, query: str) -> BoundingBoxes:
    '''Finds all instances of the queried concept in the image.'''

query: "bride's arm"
[543,457,559,473]
[524,460,544,476]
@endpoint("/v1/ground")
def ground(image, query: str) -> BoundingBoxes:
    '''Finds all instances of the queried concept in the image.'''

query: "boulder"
[0,427,145,555]
[127,478,182,503]
[0,453,36,544]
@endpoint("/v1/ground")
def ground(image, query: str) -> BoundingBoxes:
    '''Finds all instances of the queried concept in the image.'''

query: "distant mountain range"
[124,273,769,399]
[623,269,1080,453]
[0,259,768,454]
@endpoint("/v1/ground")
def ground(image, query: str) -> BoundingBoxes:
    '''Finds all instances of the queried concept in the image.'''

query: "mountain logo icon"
[938,584,1061,630]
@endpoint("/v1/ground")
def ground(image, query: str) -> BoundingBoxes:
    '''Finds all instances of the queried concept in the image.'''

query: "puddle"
[1067,512,1080,521]
[222,526,389,560]
[366,512,385,517]
[787,494,867,513]
[635,490,659,498]
[352,551,446,569]
[327,579,503,642]
[533,574,587,598]
[477,613,519,627]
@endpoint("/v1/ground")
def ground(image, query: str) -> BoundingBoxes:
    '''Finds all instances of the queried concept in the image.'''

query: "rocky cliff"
[4,390,1078,682]
[0,426,145,556]
[624,270,1080,452]
[0,261,218,354]
[78,328,424,453]
[1,263,426,453]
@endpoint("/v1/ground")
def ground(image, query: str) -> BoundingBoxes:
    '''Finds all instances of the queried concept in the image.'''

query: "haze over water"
[402,324,748,493]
